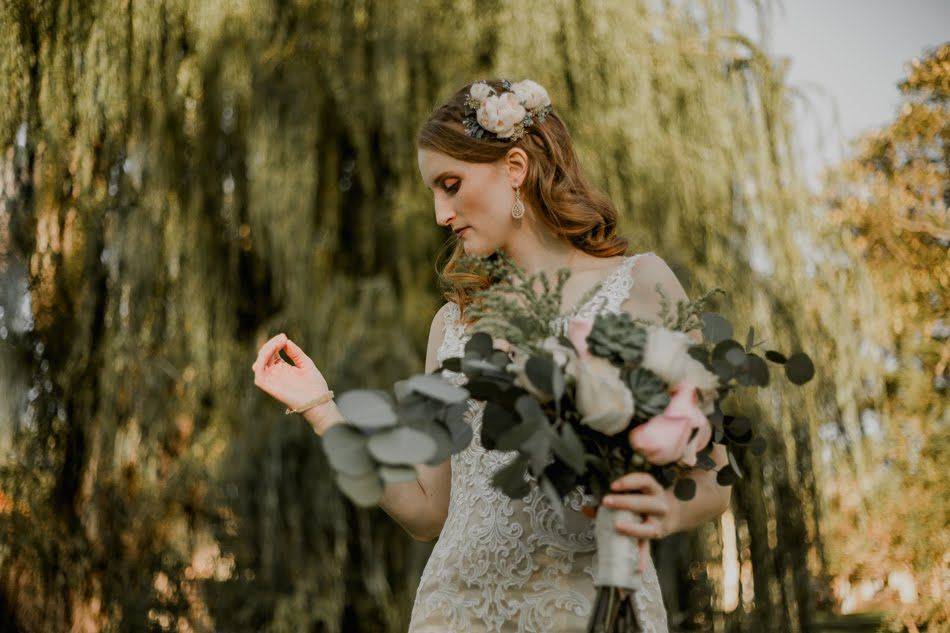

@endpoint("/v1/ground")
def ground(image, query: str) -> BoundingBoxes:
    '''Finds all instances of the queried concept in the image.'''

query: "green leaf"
[701,312,733,344]
[366,427,437,465]
[335,471,384,507]
[552,424,586,474]
[674,477,697,501]
[465,331,493,358]
[524,354,555,396]
[321,423,375,476]
[379,464,418,484]
[491,456,531,498]
[406,373,470,403]
[336,389,398,430]
[785,352,815,385]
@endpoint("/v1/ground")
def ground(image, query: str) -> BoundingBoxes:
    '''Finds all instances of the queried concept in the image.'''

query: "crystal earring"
[511,186,525,219]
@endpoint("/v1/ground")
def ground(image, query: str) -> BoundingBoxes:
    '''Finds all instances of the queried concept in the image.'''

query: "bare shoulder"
[621,252,702,342]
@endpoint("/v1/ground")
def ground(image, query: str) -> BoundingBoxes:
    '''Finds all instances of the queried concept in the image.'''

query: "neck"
[500,216,581,276]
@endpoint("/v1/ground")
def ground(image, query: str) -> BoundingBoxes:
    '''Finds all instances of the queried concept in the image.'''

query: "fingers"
[638,538,649,573]
[602,492,669,517]
[252,333,287,372]
[614,514,662,540]
[283,338,311,368]
[610,471,663,496]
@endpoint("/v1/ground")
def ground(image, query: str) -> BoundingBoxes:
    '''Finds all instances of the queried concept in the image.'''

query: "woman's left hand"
[581,472,678,571]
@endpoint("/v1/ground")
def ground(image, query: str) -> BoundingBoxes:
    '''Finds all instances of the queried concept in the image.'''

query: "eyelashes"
[442,179,460,195]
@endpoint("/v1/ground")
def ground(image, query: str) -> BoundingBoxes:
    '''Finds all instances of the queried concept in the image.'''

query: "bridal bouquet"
[319,251,815,632]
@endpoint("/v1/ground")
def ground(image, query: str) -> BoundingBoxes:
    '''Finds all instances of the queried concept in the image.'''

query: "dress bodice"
[408,253,669,632]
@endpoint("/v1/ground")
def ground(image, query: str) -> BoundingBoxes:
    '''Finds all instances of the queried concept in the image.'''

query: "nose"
[434,198,456,228]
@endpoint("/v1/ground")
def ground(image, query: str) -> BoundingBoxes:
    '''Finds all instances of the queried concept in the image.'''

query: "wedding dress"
[408,253,669,633]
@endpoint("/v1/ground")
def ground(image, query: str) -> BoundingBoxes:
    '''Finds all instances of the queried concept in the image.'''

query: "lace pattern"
[408,253,669,632]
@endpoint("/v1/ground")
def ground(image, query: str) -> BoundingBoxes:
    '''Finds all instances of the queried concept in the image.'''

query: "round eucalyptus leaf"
[716,466,738,486]
[465,331,494,358]
[746,354,770,386]
[785,352,815,385]
[674,477,697,501]
[335,471,383,507]
[367,426,437,465]
[393,379,413,403]
[379,464,418,484]
[525,355,555,396]
[406,373,470,404]
[725,347,746,367]
[701,312,733,345]
[336,389,398,430]
[321,423,375,476]
[713,339,744,362]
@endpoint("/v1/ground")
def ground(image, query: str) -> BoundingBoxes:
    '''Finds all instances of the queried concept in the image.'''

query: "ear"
[503,147,529,188]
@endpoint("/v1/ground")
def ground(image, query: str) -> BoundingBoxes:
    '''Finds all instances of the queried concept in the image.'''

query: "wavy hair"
[416,79,629,324]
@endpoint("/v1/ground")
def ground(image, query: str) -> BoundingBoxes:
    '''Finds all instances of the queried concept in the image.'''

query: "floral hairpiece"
[462,78,553,141]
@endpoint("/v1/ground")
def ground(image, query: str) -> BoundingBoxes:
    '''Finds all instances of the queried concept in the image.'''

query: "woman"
[252,78,731,632]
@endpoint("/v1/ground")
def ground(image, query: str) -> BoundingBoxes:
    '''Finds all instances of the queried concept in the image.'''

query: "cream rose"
[573,355,635,435]
[510,79,551,110]
[641,325,718,413]
[476,92,527,138]
[469,81,494,101]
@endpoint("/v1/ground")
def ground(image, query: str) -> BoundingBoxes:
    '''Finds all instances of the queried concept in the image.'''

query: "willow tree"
[810,43,948,632]
[1,1,835,631]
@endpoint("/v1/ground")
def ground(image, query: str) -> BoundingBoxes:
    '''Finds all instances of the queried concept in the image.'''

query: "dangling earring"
[511,186,525,219]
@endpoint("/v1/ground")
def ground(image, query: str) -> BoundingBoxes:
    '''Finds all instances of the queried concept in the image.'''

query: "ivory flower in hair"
[510,79,551,110]
[476,92,527,139]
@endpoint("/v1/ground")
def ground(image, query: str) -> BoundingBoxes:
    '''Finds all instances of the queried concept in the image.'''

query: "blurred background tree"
[0,0,942,631]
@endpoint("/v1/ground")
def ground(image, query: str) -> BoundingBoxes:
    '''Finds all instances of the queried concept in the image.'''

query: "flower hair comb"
[462,78,553,141]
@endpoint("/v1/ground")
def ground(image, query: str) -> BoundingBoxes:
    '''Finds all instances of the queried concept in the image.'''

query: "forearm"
[304,400,443,541]
[665,470,732,534]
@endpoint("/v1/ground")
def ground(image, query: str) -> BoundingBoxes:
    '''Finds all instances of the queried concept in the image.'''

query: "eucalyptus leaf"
[406,373,470,403]
[367,427,438,465]
[465,331,494,358]
[764,350,787,364]
[336,389,398,430]
[321,423,375,476]
[379,464,418,484]
[701,312,733,344]
[674,477,697,501]
[716,466,738,486]
[491,456,531,498]
[552,424,586,474]
[335,471,384,507]
[525,355,555,396]
[785,352,815,385]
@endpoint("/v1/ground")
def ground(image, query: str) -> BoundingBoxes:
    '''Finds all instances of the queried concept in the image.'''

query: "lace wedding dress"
[408,253,669,633]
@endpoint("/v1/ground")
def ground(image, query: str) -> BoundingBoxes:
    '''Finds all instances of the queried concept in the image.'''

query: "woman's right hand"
[251,333,343,435]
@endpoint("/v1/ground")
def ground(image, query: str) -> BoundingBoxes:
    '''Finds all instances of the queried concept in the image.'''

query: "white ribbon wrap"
[593,505,644,590]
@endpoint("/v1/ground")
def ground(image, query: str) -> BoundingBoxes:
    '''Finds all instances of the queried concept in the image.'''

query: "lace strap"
[571,252,654,320]
[437,301,463,363]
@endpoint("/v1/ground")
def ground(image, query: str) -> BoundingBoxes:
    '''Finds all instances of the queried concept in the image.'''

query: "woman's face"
[417,148,519,256]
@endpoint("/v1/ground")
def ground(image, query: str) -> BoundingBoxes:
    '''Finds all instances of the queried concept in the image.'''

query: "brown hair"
[416,79,629,324]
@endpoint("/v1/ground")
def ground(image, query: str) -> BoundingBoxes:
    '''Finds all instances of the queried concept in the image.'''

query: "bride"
[252,78,731,632]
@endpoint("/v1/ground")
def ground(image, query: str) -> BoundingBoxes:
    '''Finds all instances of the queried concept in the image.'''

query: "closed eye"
[443,179,460,195]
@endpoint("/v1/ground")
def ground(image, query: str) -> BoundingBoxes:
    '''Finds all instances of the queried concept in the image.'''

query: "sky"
[735,0,949,191]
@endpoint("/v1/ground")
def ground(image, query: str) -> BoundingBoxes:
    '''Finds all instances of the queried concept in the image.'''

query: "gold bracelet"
[285,390,335,415]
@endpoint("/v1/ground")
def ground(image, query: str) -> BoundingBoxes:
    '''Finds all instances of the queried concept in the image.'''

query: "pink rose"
[628,381,712,467]
[566,316,595,360]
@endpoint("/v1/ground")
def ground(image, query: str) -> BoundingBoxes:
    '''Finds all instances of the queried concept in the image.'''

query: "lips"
[454,226,470,236]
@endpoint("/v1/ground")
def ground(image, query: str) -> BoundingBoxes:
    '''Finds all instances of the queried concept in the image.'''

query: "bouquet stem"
[587,506,645,632]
